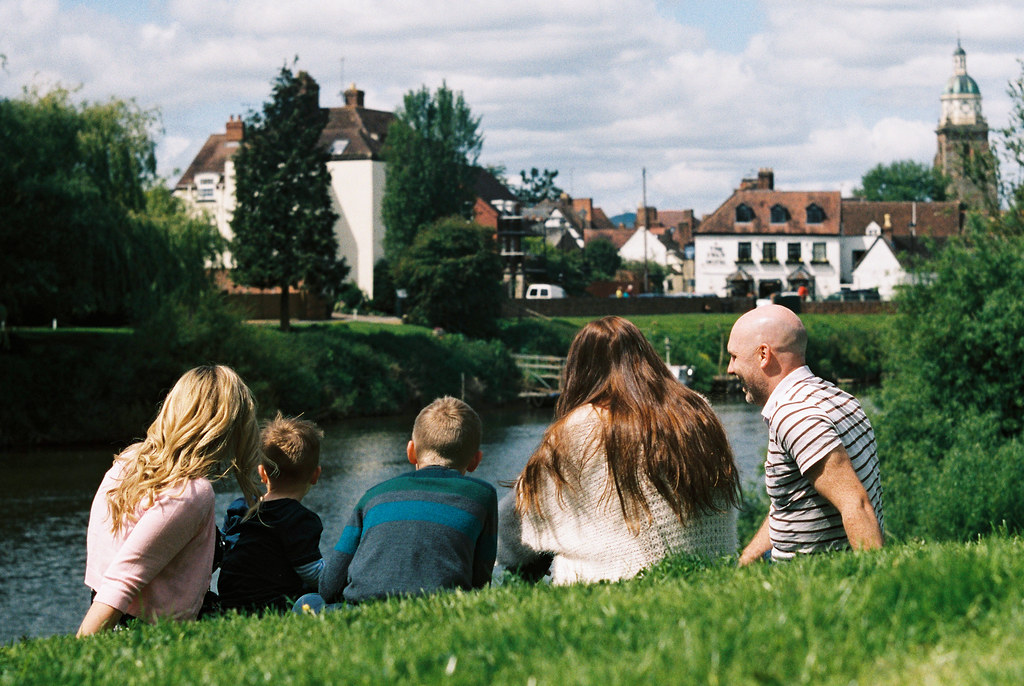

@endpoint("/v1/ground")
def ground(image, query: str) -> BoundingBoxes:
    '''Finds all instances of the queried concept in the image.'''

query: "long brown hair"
[106,365,262,534]
[516,316,740,530]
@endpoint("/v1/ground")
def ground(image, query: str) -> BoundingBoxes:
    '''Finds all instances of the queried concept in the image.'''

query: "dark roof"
[590,207,615,229]
[175,104,394,189]
[472,167,517,204]
[698,188,842,236]
[584,227,635,250]
[321,106,394,161]
[840,199,962,238]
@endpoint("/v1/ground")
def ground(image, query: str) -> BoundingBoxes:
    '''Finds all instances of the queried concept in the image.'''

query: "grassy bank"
[3,535,1022,684]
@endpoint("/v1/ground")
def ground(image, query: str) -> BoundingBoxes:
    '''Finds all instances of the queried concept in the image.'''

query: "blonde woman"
[498,317,741,584]
[78,365,262,636]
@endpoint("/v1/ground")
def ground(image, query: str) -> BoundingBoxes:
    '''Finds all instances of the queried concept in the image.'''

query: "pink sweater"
[84,447,216,622]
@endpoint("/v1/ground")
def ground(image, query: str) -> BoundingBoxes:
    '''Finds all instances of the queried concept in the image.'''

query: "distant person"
[726,305,883,565]
[497,316,741,584]
[797,285,808,300]
[78,366,261,636]
[218,414,325,613]
[297,396,497,611]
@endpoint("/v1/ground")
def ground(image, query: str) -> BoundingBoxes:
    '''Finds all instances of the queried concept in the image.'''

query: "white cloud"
[2,0,1021,215]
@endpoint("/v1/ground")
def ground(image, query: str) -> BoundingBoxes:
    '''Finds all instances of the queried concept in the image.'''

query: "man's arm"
[805,446,883,550]
[738,515,772,566]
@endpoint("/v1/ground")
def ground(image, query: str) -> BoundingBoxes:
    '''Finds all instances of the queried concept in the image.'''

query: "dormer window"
[195,173,218,202]
[806,203,826,224]
[330,139,349,156]
[735,203,755,223]
[770,204,790,223]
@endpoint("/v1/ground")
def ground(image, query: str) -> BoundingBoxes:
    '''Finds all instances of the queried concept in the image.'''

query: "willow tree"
[231,65,346,330]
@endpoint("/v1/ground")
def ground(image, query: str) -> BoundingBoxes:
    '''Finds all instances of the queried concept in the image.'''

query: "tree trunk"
[279,282,291,331]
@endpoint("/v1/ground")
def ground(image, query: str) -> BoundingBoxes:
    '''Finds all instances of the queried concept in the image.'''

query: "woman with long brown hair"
[78,365,262,635]
[498,316,740,583]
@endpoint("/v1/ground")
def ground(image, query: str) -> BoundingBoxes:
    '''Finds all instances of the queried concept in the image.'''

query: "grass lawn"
[3,535,1022,685]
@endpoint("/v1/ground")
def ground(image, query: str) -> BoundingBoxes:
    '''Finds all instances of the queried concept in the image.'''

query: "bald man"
[727,305,883,565]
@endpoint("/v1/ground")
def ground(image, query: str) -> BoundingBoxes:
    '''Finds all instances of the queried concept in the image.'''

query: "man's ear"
[757,343,772,369]
[257,463,270,485]
[465,450,483,473]
[309,465,322,486]
[406,440,417,466]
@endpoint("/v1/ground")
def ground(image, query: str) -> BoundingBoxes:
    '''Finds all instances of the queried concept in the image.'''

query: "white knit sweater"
[497,404,737,584]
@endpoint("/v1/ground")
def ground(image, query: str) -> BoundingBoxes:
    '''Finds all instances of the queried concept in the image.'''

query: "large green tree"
[394,217,502,337]
[231,65,345,331]
[381,83,483,261]
[878,63,1024,540]
[0,87,214,325]
[853,159,950,202]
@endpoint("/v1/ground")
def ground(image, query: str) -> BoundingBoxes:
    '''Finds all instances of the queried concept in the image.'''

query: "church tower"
[934,39,994,207]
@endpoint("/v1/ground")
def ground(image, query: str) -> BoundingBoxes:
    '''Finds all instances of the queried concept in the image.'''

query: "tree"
[853,159,950,202]
[878,62,1024,540]
[515,167,563,205]
[230,64,345,331]
[584,238,622,281]
[394,217,503,337]
[0,87,209,325]
[381,83,483,260]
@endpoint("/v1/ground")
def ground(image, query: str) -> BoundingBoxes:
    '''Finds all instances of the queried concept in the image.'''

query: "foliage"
[7,537,1024,684]
[0,317,521,447]
[853,159,950,201]
[381,83,483,260]
[583,238,621,281]
[0,87,189,325]
[393,217,504,338]
[230,64,346,330]
[514,167,562,205]
[878,65,1024,540]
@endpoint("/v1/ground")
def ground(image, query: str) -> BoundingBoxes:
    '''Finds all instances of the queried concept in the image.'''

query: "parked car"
[825,288,881,302]
[525,283,567,299]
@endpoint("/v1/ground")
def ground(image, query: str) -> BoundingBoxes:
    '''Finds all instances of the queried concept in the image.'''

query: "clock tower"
[935,40,995,207]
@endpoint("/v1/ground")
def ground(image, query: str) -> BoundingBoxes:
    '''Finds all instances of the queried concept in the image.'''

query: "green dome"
[944,74,980,96]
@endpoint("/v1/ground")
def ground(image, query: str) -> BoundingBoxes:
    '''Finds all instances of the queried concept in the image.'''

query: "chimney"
[344,83,364,108]
[757,168,774,190]
[225,115,243,142]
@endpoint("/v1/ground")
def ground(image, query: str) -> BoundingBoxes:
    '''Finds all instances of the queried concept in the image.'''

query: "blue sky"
[4,1,1023,216]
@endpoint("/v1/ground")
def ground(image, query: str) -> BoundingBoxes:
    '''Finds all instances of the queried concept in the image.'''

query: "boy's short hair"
[412,397,482,470]
[261,413,323,483]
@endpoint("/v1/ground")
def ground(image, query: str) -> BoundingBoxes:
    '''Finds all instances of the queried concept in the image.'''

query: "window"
[770,204,790,223]
[737,242,752,262]
[195,173,217,202]
[812,242,827,263]
[735,203,755,222]
[761,242,777,263]
[852,249,867,269]
[787,242,802,263]
[806,203,826,223]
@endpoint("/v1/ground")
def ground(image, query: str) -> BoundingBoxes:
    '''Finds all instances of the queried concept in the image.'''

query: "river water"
[0,401,765,644]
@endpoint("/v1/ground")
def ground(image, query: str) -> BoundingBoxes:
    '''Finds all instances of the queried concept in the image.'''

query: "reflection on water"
[0,401,765,644]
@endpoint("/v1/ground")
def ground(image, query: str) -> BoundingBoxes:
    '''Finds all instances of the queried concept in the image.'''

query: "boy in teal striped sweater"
[313,397,497,607]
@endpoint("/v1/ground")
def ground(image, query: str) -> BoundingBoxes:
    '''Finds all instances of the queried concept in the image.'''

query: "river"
[0,401,765,644]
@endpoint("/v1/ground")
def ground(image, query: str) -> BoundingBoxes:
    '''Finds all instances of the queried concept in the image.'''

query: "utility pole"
[642,167,649,293]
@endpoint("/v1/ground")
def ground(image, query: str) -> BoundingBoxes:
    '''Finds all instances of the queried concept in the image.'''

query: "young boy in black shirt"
[218,414,324,612]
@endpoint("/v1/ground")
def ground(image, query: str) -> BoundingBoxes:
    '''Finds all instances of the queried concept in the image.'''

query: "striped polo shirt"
[761,366,883,560]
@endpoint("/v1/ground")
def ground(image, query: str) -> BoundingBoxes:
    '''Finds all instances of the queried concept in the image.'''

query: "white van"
[525,283,567,299]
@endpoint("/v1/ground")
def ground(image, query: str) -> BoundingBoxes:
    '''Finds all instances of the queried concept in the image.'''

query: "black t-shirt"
[217,497,323,612]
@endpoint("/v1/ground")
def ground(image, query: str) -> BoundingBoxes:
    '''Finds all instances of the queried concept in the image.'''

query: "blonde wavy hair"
[106,365,263,534]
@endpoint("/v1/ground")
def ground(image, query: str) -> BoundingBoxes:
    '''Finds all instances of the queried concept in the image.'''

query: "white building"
[174,85,392,299]
[694,170,962,299]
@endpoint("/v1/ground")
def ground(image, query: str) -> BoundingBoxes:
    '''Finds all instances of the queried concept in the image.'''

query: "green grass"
[4,536,1023,685]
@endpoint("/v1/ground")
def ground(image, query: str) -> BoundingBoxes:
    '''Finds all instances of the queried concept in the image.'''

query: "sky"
[2,0,1022,218]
